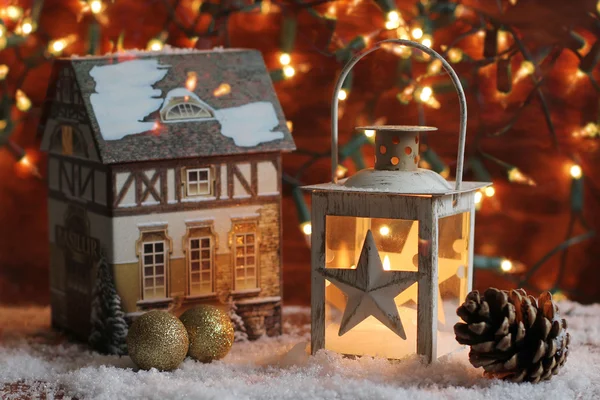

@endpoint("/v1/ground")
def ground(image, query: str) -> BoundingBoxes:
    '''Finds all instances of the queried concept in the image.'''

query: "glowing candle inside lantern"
[383,255,391,270]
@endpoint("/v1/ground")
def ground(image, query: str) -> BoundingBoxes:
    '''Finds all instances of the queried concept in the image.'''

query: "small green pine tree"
[228,296,248,342]
[89,256,128,355]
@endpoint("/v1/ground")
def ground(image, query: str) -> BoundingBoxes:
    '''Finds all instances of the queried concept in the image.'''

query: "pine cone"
[454,288,570,383]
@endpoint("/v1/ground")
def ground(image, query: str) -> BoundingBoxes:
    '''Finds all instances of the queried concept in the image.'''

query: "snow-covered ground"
[1,302,599,400]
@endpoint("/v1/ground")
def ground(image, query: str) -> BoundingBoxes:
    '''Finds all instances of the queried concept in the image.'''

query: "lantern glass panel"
[437,211,471,357]
[324,215,419,359]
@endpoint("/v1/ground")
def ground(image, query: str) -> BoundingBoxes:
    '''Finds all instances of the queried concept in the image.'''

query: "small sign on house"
[39,48,295,342]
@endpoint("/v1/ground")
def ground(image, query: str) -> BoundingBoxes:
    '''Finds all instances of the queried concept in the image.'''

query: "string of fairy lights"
[0,0,598,295]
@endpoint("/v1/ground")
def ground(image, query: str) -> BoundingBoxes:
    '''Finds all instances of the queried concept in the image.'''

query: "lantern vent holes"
[404,146,412,155]
[391,157,400,166]
[380,145,387,155]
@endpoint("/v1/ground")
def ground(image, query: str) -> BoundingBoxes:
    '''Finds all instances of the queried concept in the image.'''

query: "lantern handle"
[331,39,467,194]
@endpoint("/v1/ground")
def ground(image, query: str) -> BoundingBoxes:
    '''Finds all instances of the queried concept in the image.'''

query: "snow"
[183,217,215,224]
[137,221,169,228]
[236,296,282,305]
[181,196,217,203]
[88,56,285,147]
[71,45,238,58]
[1,302,599,399]
[229,212,261,219]
[214,102,285,147]
[90,59,169,140]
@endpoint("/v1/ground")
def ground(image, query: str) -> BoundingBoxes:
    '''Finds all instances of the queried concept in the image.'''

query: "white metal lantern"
[304,39,490,363]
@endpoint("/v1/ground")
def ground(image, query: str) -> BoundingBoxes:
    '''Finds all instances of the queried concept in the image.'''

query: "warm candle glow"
[474,191,483,204]
[383,255,391,270]
[484,186,496,197]
[379,225,390,236]
[570,164,582,179]
[338,89,348,101]
[364,129,375,138]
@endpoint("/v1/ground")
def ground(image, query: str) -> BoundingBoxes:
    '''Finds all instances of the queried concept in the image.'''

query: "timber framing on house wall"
[110,152,281,216]
[48,153,112,217]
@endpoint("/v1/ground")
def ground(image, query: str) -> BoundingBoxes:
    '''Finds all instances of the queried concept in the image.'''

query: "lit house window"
[142,241,167,300]
[186,168,212,197]
[50,125,88,157]
[234,231,258,290]
[189,237,213,295]
[62,125,73,155]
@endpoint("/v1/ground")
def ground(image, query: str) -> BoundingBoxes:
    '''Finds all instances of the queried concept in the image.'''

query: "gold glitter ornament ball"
[180,305,234,362]
[127,310,189,371]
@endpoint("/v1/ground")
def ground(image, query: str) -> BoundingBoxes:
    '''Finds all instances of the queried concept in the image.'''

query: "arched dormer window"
[163,101,213,121]
[159,89,215,123]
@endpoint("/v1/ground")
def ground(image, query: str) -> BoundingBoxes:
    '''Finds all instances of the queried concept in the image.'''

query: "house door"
[59,205,98,339]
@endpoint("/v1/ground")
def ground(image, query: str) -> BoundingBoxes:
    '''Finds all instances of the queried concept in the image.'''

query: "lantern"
[304,39,490,362]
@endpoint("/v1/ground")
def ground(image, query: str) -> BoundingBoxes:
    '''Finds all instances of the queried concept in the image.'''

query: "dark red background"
[1,0,599,306]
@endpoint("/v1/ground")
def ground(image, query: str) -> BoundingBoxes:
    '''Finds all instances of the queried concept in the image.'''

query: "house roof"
[44,48,295,164]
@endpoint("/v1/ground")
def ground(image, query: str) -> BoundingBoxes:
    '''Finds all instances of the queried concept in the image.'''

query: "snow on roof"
[214,102,284,147]
[42,48,296,164]
[68,45,238,60]
[89,59,169,141]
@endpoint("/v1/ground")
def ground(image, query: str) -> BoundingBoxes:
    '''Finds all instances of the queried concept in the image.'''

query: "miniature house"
[39,48,295,341]
[304,39,489,362]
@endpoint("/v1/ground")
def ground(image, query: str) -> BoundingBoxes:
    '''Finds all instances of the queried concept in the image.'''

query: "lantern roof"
[302,179,489,196]
[310,124,490,195]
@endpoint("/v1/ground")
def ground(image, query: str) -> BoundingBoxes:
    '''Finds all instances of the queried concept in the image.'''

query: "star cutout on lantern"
[319,229,418,339]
